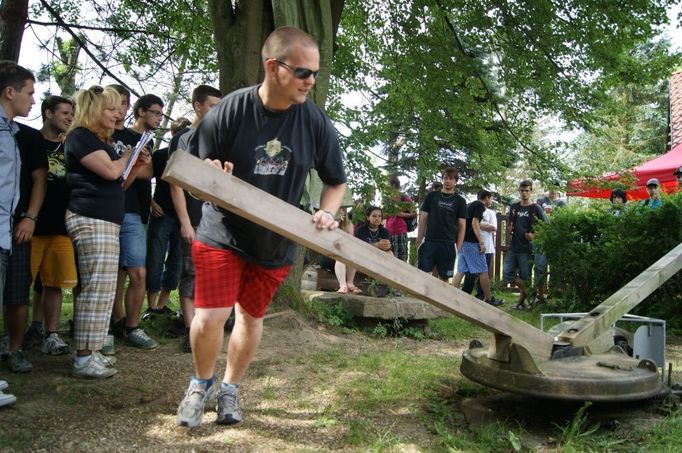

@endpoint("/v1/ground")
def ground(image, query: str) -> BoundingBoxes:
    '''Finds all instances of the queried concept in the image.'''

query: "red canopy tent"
[568,142,682,200]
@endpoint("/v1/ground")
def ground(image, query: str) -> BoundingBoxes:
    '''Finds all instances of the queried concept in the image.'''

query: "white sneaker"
[93,351,117,367]
[0,379,7,391]
[0,390,16,407]
[42,333,70,355]
[72,355,117,379]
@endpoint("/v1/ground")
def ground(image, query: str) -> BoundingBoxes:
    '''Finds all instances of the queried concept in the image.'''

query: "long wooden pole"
[163,151,554,359]
[556,242,682,347]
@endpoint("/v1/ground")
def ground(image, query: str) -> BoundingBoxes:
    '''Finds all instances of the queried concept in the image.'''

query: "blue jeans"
[145,214,182,293]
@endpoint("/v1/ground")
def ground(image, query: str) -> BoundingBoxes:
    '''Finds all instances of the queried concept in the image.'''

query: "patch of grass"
[427,316,487,340]
[632,412,682,451]
[301,299,356,329]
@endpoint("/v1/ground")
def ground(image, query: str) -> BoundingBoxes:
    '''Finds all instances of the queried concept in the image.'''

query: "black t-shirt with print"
[463,200,486,244]
[191,85,347,268]
[419,190,468,242]
[65,127,124,225]
[508,203,547,254]
[355,224,390,245]
[35,137,69,235]
[15,123,48,223]
[112,128,152,224]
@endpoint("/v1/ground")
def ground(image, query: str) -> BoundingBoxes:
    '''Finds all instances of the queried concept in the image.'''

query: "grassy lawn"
[1,284,682,451]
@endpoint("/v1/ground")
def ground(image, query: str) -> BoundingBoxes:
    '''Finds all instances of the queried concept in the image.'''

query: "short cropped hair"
[478,189,492,200]
[0,60,34,94]
[192,85,222,105]
[519,180,533,190]
[41,95,73,121]
[261,26,318,62]
[133,94,164,119]
[442,167,459,180]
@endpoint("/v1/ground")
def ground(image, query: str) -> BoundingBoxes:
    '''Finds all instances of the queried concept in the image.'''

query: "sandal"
[336,287,348,293]
[348,286,363,295]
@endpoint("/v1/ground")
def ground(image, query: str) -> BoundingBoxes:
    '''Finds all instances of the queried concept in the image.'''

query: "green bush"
[534,193,682,329]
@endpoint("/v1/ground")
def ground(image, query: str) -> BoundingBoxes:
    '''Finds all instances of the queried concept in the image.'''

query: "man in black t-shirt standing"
[176,27,346,429]
[27,96,76,356]
[504,180,547,309]
[416,167,467,281]
[110,88,158,350]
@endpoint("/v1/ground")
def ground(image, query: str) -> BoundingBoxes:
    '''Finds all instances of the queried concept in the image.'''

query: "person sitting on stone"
[355,206,393,256]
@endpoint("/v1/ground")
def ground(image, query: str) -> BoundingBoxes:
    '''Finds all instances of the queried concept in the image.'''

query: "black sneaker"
[23,323,44,350]
[511,302,525,310]
[156,306,174,316]
[485,297,504,307]
[111,318,127,339]
[141,308,155,321]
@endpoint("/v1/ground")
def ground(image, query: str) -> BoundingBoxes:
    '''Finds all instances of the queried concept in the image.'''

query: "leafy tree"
[329,0,680,201]
[570,40,675,178]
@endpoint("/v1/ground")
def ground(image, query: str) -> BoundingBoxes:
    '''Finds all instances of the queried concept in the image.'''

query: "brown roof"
[671,70,682,147]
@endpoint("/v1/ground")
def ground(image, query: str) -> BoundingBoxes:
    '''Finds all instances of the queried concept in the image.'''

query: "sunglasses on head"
[271,59,319,80]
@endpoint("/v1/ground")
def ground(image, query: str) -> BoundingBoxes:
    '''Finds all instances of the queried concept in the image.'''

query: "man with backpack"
[385,176,417,262]
[504,180,547,309]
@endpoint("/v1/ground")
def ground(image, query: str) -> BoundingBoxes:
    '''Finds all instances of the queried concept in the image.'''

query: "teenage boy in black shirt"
[416,167,467,281]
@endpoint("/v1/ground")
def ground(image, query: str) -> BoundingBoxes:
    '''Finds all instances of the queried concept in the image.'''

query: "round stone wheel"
[461,345,663,402]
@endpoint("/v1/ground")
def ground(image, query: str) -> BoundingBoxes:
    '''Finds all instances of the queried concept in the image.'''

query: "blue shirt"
[0,105,20,251]
[641,198,662,209]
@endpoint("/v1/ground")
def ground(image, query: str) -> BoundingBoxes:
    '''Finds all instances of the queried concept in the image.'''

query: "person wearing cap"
[674,166,682,189]
[641,178,662,209]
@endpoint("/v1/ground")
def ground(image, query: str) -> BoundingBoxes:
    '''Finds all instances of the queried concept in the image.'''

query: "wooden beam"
[557,242,682,347]
[163,151,554,358]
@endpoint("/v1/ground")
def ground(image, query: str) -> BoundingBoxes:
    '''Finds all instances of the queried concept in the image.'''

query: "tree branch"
[38,0,140,97]
[434,0,551,164]
[27,19,173,39]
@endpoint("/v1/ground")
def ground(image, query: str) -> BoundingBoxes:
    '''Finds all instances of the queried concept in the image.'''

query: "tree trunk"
[207,0,345,303]
[0,0,28,62]
[54,35,82,97]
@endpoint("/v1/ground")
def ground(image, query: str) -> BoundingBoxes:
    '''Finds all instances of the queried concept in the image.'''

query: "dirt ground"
[1,310,679,452]
[0,310,470,452]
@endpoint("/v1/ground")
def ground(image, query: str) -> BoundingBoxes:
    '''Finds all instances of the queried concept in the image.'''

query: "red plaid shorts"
[192,241,292,318]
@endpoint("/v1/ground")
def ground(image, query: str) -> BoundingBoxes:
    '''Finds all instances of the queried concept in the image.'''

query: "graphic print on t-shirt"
[47,144,66,181]
[113,139,129,157]
[254,137,291,176]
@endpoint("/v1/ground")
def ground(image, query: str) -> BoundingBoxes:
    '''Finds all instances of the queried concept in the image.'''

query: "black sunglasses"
[272,59,319,80]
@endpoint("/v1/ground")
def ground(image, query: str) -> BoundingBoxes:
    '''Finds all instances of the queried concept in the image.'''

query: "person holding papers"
[64,85,150,379]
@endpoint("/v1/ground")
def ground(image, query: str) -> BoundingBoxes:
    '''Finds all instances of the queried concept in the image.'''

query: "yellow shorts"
[31,235,78,288]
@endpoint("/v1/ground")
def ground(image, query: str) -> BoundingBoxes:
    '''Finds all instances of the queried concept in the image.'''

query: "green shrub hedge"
[534,193,682,329]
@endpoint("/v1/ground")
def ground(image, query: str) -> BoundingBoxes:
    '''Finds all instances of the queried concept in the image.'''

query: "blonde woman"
[64,86,149,378]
